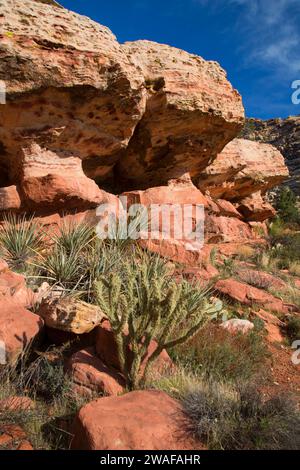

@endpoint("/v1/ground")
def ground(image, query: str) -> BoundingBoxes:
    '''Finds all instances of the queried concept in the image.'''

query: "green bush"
[286,316,300,344]
[275,187,300,224]
[270,233,300,269]
[171,325,268,383]
[95,253,223,390]
[183,381,300,450]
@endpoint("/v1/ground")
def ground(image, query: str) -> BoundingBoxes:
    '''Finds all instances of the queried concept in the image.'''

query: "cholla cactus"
[95,255,223,390]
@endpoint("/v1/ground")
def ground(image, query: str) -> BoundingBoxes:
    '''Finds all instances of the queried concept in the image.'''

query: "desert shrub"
[183,381,300,450]
[95,253,223,389]
[145,366,200,399]
[235,245,256,261]
[271,234,300,268]
[0,347,87,450]
[275,187,300,225]
[269,217,286,239]
[236,269,273,290]
[35,246,84,291]
[171,324,268,383]
[288,261,300,277]
[269,284,300,308]
[286,316,300,343]
[0,213,45,270]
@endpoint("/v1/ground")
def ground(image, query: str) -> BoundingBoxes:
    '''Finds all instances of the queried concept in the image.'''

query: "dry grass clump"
[170,324,268,384]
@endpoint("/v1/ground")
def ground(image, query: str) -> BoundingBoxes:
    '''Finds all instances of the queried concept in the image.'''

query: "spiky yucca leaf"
[0,213,45,269]
[52,220,95,255]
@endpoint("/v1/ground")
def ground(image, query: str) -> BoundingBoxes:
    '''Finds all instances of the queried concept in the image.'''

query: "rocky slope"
[241,116,300,194]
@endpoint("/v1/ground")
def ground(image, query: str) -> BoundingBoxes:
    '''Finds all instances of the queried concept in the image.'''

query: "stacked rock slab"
[197,138,289,200]
[0,0,290,251]
[0,0,244,208]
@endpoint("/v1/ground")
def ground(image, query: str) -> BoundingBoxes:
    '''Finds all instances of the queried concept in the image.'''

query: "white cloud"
[230,0,300,76]
[196,0,300,77]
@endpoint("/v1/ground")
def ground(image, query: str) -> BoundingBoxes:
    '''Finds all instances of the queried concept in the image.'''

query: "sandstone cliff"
[0,0,290,255]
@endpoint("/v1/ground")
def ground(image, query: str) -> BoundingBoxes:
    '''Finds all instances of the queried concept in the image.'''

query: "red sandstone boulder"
[122,183,209,208]
[71,390,198,450]
[95,320,173,376]
[18,144,116,212]
[198,139,289,200]
[139,237,206,267]
[0,269,35,308]
[0,299,44,364]
[215,279,290,315]
[237,192,276,222]
[66,347,125,398]
[205,215,253,243]
[118,41,244,188]
[214,199,242,218]
[0,424,32,450]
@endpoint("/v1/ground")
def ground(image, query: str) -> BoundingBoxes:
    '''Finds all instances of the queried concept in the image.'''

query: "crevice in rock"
[0,142,13,188]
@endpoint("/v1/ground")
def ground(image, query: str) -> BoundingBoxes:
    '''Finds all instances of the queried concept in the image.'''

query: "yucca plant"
[95,254,223,390]
[0,213,45,270]
[82,240,124,301]
[34,246,84,291]
[52,220,95,255]
[33,238,125,298]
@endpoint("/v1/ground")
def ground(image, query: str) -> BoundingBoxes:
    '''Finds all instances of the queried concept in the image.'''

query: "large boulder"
[198,139,289,200]
[17,144,114,212]
[117,41,244,188]
[0,299,44,364]
[71,390,198,450]
[204,214,253,243]
[0,0,145,190]
[242,116,300,195]
[38,297,106,334]
[0,0,244,214]
[215,279,294,315]
[237,192,276,222]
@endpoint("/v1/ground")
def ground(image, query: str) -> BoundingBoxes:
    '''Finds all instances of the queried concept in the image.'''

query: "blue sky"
[59,0,300,119]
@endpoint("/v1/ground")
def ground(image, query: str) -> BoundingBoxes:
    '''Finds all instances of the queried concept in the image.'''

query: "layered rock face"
[0,0,146,197]
[0,0,290,255]
[117,40,244,188]
[0,0,244,207]
[242,117,300,194]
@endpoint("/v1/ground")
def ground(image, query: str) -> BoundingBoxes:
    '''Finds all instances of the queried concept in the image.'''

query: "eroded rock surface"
[117,40,244,188]
[0,0,244,210]
[242,116,300,195]
[71,390,199,450]
[198,139,289,201]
